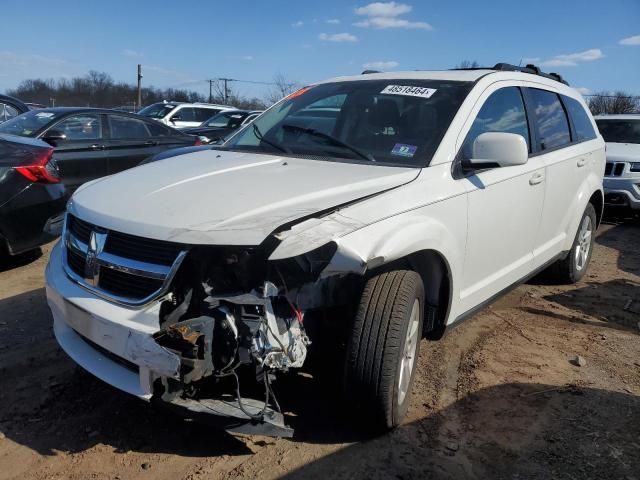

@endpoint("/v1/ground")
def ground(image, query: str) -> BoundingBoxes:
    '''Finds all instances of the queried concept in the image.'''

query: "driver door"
[457,86,545,313]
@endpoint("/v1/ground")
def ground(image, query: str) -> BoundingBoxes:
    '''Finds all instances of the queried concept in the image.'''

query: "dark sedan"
[0,94,29,123]
[0,107,201,191]
[0,134,66,257]
[183,110,262,143]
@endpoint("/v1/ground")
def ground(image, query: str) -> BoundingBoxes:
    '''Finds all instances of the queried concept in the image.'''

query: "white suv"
[137,101,236,129]
[45,65,604,436]
[594,114,640,209]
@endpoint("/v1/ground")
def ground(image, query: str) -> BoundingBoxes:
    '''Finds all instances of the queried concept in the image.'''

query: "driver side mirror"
[42,129,67,145]
[466,132,528,169]
[170,115,181,122]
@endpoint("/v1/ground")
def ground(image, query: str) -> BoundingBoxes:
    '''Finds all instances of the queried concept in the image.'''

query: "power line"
[583,94,640,99]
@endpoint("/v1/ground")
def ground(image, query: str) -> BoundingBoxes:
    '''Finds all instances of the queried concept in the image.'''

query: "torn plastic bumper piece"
[154,395,294,438]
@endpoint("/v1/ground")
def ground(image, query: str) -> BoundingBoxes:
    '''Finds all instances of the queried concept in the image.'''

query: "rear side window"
[529,89,571,150]
[109,115,150,139]
[562,96,597,141]
[461,87,530,159]
[195,108,219,122]
[147,122,173,136]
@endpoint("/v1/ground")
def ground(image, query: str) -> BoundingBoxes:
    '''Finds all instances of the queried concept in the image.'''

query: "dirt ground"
[0,213,638,480]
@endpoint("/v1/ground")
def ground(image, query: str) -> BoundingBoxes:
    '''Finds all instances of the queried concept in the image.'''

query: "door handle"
[145,140,158,146]
[577,158,587,167]
[529,172,544,185]
[90,144,105,150]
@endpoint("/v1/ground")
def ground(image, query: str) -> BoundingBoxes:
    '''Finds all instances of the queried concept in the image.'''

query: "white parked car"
[45,64,604,436]
[594,114,640,210]
[137,101,236,129]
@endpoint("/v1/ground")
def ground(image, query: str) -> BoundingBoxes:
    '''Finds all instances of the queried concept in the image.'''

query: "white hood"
[69,150,419,245]
[605,142,640,163]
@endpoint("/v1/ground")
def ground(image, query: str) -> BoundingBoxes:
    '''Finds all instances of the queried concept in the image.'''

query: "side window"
[5,104,20,120]
[461,87,530,159]
[196,108,218,122]
[174,107,196,122]
[562,95,597,142]
[529,89,571,150]
[53,114,102,140]
[108,115,150,139]
[147,121,173,136]
[0,104,5,122]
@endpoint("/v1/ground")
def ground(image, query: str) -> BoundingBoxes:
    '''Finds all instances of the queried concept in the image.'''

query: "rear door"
[44,113,107,190]
[104,114,161,174]
[525,89,599,265]
[147,121,195,153]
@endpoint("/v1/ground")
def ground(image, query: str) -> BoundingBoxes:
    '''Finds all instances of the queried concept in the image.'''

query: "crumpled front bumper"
[45,242,292,436]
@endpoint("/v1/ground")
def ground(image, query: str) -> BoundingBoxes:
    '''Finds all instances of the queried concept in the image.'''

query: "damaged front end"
[149,241,353,437]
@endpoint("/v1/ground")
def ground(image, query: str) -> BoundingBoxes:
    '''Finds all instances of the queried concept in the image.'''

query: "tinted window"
[54,114,102,140]
[138,103,175,119]
[529,89,571,150]
[0,104,5,122]
[109,115,150,139]
[595,119,640,144]
[173,107,196,122]
[461,87,530,159]
[563,96,597,141]
[147,122,173,136]
[195,108,219,122]
[225,79,471,166]
[4,104,19,121]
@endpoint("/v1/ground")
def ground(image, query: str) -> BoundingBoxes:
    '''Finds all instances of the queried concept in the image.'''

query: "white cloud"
[242,55,254,61]
[619,34,640,46]
[355,2,412,17]
[538,49,604,67]
[326,18,340,24]
[354,17,431,29]
[123,49,142,58]
[291,20,304,27]
[575,87,591,95]
[354,2,431,30]
[363,60,399,70]
[319,32,358,42]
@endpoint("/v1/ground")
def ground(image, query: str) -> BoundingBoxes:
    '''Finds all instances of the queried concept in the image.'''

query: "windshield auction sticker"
[391,143,417,157]
[381,85,437,99]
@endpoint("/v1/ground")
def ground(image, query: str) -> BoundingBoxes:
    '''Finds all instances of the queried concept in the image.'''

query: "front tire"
[546,203,597,284]
[344,270,424,432]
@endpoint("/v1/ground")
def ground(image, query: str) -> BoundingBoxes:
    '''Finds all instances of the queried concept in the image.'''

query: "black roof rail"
[492,62,569,86]
[361,70,381,75]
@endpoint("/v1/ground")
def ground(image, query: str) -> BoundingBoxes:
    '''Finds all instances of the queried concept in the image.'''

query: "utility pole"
[208,79,213,103]
[137,64,143,109]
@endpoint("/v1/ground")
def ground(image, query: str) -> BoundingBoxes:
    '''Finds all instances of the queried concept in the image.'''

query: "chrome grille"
[63,214,187,306]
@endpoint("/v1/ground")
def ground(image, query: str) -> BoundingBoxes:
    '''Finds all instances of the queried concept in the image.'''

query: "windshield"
[0,110,63,137]
[204,111,247,128]
[224,79,471,166]
[138,103,175,119]
[596,119,640,144]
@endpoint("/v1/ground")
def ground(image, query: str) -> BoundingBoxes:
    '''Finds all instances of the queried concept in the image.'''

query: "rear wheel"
[546,203,596,284]
[344,270,424,432]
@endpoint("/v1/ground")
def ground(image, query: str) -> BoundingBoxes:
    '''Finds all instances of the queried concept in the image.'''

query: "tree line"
[5,71,300,111]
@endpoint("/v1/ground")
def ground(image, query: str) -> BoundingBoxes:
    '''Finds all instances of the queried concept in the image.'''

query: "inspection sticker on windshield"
[381,85,437,99]
[391,143,417,157]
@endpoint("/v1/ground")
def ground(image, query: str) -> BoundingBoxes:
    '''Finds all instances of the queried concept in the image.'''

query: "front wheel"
[344,270,424,432]
[546,203,597,284]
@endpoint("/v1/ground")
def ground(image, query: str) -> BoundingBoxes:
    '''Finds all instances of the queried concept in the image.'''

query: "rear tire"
[344,270,424,432]
[546,203,596,284]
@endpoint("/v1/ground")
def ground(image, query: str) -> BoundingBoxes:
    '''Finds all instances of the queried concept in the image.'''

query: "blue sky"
[1,0,639,100]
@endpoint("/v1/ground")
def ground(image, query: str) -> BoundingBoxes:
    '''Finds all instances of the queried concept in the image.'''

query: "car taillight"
[194,137,202,146]
[14,147,60,184]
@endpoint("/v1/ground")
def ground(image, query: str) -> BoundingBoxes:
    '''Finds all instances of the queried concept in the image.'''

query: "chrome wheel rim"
[398,299,420,406]
[574,215,593,272]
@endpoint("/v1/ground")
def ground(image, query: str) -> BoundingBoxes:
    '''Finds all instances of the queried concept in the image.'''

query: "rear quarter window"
[562,95,597,142]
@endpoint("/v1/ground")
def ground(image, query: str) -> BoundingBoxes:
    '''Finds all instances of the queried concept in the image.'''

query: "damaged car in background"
[45,64,604,437]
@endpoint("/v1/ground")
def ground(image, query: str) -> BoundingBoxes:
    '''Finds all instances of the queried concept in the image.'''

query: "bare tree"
[265,73,301,106]
[588,90,640,115]
[455,60,481,69]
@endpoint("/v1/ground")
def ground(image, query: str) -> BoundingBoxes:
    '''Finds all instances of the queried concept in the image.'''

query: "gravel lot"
[0,214,638,480]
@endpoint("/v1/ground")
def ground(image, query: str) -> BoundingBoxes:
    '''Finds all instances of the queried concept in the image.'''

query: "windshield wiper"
[281,124,375,162]
[252,123,290,154]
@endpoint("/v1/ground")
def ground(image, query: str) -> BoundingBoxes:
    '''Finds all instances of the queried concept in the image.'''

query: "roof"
[594,114,640,120]
[320,69,494,84]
